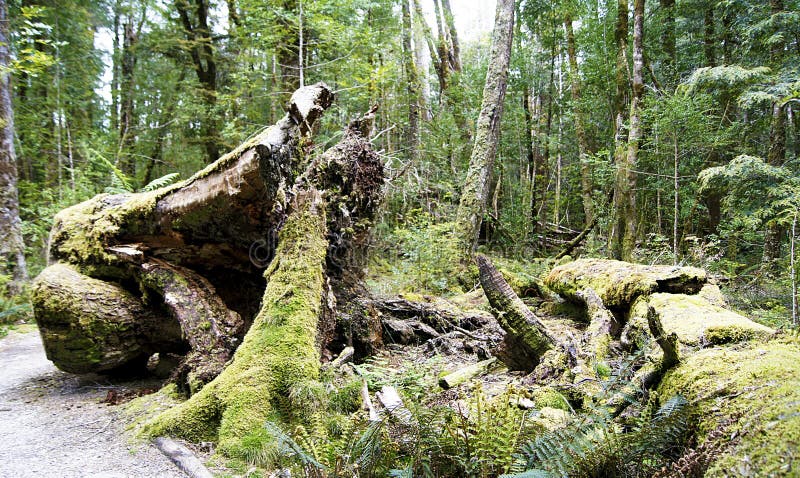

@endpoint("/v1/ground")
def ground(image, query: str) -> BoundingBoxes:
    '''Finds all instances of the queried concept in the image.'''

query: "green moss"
[329,378,363,414]
[544,259,706,308]
[490,256,552,298]
[635,292,774,346]
[529,387,572,411]
[143,191,328,454]
[658,340,800,476]
[47,190,162,278]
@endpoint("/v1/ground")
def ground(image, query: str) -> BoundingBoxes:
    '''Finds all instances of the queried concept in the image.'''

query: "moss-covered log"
[46,83,334,276]
[32,263,178,373]
[658,338,800,476]
[544,258,707,310]
[628,292,774,346]
[142,188,328,453]
[476,254,556,371]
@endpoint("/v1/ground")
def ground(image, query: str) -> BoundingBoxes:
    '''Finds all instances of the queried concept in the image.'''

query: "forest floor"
[0,328,186,478]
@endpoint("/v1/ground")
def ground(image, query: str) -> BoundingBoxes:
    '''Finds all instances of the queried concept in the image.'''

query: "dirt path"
[0,329,186,478]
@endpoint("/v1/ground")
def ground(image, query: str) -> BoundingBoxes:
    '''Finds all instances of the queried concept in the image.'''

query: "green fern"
[87,147,134,193]
[140,172,180,192]
[263,420,327,472]
[508,395,691,478]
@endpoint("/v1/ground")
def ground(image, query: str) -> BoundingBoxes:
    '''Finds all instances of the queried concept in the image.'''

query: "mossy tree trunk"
[453,0,514,258]
[143,188,329,452]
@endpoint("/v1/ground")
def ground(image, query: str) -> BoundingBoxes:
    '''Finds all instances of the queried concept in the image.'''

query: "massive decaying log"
[544,258,707,310]
[33,263,178,373]
[32,83,386,451]
[144,189,328,452]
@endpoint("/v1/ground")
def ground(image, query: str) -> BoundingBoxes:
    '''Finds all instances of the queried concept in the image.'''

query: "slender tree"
[175,0,220,163]
[564,11,593,227]
[611,0,629,259]
[763,0,787,262]
[0,0,28,291]
[617,0,645,261]
[454,0,515,257]
[402,0,420,163]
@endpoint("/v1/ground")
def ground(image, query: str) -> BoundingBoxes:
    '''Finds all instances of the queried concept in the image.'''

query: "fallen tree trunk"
[544,258,707,310]
[476,254,556,371]
[32,84,386,453]
[143,188,328,452]
[554,217,596,260]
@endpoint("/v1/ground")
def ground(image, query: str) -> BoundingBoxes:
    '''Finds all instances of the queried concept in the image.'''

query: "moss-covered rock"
[630,293,773,346]
[544,259,706,309]
[658,340,800,476]
[32,263,158,373]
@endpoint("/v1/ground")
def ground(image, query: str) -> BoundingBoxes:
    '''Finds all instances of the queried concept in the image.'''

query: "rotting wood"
[545,258,707,309]
[154,437,214,478]
[576,287,616,362]
[32,85,387,454]
[476,254,556,371]
[438,357,498,390]
[555,217,596,260]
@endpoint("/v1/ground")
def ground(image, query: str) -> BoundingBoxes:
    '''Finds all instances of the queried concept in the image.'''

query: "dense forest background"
[1,0,799,328]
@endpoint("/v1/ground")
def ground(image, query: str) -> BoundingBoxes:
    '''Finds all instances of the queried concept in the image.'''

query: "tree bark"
[175,0,220,164]
[119,20,137,177]
[660,0,676,82]
[0,0,28,292]
[703,5,716,67]
[611,0,629,260]
[564,12,593,227]
[453,0,514,257]
[440,0,461,72]
[402,0,421,163]
[618,0,645,261]
[476,254,555,371]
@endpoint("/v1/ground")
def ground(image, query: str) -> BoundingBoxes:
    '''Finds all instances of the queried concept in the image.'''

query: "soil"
[0,328,186,478]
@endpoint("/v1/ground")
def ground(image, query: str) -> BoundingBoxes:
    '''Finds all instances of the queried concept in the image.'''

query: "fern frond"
[263,421,326,471]
[140,172,179,192]
[87,147,133,193]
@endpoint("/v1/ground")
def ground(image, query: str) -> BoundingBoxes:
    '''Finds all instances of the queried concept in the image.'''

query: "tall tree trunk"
[119,20,137,177]
[417,0,470,141]
[111,0,121,133]
[0,0,28,291]
[453,0,514,257]
[440,0,461,72]
[703,5,716,67]
[412,3,431,119]
[763,0,786,263]
[611,0,629,259]
[176,0,220,163]
[617,0,645,261]
[660,0,676,82]
[565,12,593,227]
[402,0,420,163]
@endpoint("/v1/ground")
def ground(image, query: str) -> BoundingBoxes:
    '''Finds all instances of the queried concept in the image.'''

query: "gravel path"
[0,329,186,478]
